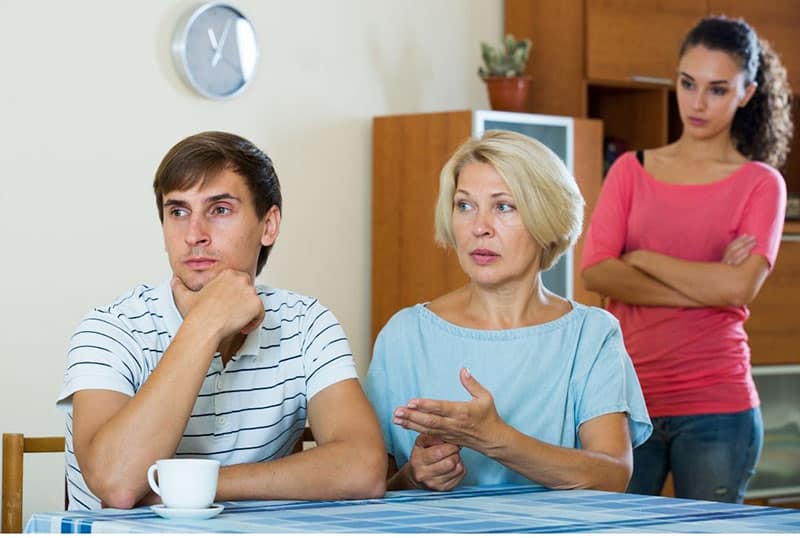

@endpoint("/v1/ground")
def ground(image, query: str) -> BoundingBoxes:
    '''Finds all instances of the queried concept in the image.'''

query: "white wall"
[0,0,501,522]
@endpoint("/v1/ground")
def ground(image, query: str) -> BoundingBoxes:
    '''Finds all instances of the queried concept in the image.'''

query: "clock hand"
[207,27,219,51]
[211,19,232,67]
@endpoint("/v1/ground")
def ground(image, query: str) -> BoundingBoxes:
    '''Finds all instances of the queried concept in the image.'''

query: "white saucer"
[150,504,224,520]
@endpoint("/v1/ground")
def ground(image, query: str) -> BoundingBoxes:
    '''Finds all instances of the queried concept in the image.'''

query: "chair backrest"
[2,433,65,534]
[291,427,316,454]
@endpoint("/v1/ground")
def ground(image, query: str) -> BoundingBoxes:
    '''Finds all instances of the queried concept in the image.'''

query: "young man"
[58,131,386,510]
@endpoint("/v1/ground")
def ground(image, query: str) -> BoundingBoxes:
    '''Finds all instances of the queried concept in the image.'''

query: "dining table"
[24,484,800,533]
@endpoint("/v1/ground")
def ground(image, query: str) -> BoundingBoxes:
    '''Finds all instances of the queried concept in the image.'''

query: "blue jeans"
[627,408,763,503]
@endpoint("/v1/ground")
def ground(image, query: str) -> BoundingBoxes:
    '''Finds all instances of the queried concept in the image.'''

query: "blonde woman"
[365,130,651,492]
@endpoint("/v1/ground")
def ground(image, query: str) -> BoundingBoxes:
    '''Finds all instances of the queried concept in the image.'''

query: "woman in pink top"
[580,16,793,503]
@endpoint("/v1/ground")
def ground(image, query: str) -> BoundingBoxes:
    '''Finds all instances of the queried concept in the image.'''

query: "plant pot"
[482,75,532,112]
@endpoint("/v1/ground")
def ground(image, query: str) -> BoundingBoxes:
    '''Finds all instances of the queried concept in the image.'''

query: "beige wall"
[0,0,501,522]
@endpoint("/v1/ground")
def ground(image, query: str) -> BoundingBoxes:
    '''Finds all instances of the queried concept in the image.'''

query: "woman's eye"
[497,203,515,213]
[710,86,728,96]
[455,200,472,212]
[680,78,693,90]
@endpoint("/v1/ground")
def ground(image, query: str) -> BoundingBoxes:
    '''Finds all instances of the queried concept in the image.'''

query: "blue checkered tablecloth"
[24,484,800,533]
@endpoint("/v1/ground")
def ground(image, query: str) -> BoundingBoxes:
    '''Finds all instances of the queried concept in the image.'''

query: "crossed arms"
[581,235,770,308]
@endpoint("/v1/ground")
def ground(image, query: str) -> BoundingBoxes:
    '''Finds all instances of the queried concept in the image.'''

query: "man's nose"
[185,215,210,245]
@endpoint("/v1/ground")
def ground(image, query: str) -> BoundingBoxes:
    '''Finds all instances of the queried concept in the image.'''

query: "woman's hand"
[722,235,756,265]
[393,368,507,453]
[404,434,465,491]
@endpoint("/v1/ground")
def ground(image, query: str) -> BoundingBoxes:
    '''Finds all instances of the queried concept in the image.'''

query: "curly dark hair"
[680,16,794,169]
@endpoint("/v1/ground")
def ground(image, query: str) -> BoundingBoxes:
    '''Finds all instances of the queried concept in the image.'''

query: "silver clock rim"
[171,1,259,100]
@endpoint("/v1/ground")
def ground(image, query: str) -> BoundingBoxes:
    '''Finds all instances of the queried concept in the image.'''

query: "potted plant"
[478,34,533,112]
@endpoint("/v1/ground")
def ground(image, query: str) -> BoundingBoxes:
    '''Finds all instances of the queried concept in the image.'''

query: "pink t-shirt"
[580,152,786,417]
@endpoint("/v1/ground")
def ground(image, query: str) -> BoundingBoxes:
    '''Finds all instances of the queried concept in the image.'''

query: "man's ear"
[261,205,281,247]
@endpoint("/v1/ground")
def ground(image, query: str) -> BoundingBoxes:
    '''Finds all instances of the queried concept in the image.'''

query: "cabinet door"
[707,0,800,90]
[746,237,800,365]
[371,111,471,342]
[586,0,707,84]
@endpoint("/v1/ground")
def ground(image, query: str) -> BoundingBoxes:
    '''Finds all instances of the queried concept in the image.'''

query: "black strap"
[636,149,644,165]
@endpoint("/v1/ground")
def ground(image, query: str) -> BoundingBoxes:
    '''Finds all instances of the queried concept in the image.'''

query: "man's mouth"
[183,257,218,270]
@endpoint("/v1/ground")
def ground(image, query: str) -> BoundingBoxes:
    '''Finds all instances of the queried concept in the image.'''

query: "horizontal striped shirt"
[58,280,357,510]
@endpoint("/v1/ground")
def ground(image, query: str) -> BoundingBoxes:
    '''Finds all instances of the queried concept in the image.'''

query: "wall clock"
[172,2,259,100]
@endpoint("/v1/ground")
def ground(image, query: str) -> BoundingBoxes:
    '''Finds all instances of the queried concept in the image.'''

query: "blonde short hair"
[434,130,584,271]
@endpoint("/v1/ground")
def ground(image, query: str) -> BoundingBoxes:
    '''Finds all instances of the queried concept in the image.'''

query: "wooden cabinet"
[371,111,603,342]
[586,0,707,84]
[746,233,800,365]
[708,0,800,87]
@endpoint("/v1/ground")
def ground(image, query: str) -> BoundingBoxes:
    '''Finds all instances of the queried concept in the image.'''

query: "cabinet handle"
[630,75,673,86]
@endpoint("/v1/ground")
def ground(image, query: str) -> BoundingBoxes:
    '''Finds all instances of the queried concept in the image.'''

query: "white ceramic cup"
[146,458,220,509]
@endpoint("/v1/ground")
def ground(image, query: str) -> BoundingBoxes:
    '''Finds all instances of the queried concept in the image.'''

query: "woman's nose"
[472,211,493,237]
[691,91,707,110]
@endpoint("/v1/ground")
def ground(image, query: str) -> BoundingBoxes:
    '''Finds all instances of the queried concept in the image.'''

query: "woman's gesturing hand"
[393,368,507,454]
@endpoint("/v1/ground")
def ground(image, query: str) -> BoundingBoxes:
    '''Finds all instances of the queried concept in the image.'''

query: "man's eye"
[211,206,231,215]
[169,208,188,217]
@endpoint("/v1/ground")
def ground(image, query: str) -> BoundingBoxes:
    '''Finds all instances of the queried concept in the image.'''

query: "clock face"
[173,3,258,100]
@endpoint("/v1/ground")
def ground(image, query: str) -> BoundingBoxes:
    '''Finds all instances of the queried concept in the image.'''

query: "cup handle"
[147,463,161,496]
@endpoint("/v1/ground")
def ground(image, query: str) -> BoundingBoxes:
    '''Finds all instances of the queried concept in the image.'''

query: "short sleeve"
[580,153,636,271]
[302,301,358,401]
[58,311,144,410]
[574,318,652,448]
[364,330,399,460]
[738,165,786,269]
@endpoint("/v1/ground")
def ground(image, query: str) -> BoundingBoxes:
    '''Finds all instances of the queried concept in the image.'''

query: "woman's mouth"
[469,249,500,265]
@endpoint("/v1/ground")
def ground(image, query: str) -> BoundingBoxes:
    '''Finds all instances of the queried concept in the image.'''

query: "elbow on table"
[82,466,142,509]
[347,451,388,499]
[89,480,141,510]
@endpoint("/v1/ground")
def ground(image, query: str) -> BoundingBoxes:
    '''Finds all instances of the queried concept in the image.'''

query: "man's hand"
[393,368,507,454]
[405,434,465,491]
[172,269,264,339]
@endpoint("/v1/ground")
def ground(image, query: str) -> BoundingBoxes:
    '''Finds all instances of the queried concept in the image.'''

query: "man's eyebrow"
[205,193,241,204]
[163,193,241,207]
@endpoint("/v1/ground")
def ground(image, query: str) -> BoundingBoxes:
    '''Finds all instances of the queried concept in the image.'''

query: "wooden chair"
[2,433,65,534]
[292,427,316,454]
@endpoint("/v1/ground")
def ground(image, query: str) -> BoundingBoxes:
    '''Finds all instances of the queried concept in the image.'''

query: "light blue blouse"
[365,301,652,487]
